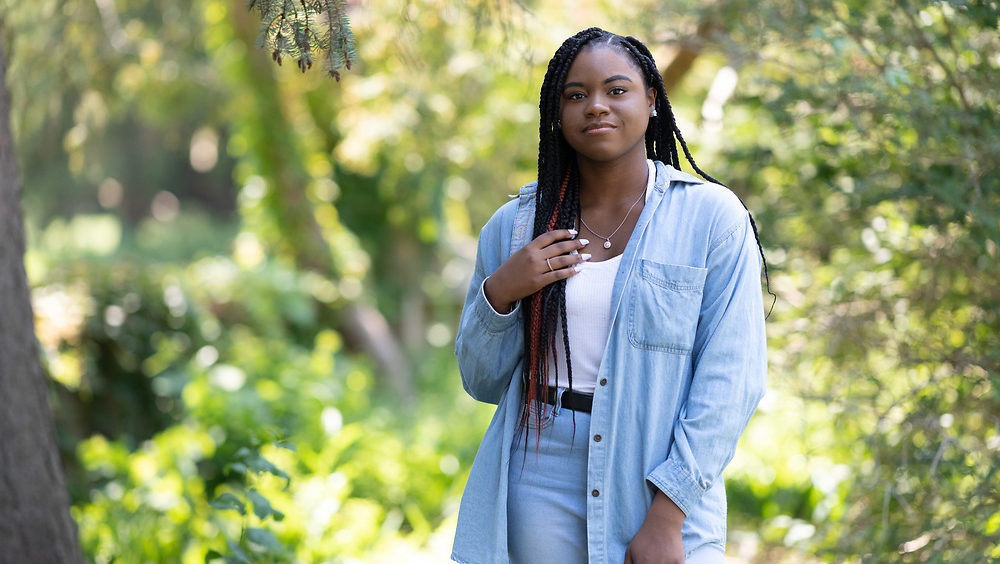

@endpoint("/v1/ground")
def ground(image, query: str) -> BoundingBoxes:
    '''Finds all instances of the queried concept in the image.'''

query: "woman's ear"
[647,87,656,113]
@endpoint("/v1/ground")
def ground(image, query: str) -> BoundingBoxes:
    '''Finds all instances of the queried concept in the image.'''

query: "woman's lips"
[584,124,616,134]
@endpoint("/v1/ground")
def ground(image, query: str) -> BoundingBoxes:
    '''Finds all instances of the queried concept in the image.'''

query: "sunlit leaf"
[208,492,246,516]
[247,489,284,521]
[245,527,284,555]
[225,539,251,563]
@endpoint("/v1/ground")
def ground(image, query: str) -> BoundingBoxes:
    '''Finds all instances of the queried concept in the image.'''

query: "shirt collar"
[516,160,708,199]
[652,160,708,191]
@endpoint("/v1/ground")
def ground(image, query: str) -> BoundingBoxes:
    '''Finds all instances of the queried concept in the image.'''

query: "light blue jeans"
[507,394,590,564]
[506,391,726,564]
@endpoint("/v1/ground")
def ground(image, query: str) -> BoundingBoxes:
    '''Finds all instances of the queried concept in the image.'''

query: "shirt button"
[600,378,607,386]
[593,434,602,442]
[592,489,600,497]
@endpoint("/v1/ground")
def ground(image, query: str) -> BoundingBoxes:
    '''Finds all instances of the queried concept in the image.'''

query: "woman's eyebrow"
[603,74,633,84]
[562,75,634,91]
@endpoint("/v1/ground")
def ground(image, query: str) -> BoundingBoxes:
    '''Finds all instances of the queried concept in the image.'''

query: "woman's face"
[559,46,656,167]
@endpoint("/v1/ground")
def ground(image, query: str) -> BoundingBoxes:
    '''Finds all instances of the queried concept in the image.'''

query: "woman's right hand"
[483,229,591,313]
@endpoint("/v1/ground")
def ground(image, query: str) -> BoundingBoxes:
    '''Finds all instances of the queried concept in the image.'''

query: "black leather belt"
[545,387,594,414]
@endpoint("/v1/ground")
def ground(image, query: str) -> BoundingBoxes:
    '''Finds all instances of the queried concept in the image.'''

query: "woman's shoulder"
[477,181,537,241]
[654,161,748,224]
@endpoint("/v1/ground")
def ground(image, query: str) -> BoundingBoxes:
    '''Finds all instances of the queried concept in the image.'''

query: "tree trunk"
[0,36,84,564]
[661,18,721,94]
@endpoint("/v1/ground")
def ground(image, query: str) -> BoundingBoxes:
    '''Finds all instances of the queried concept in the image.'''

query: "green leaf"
[247,489,285,521]
[246,527,285,555]
[275,440,297,452]
[245,453,290,483]
[225,539,251,563]
[209,492,246,515]
[204,549,223,563]
[986,511,1000,535]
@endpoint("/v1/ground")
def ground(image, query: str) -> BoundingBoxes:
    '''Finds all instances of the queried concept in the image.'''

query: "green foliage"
[248,0,357,78]
[651,1,1000,560]
[206,442,292,563]
[11,0,1000,561]
[44,250,492,562]
[3,0,237,224]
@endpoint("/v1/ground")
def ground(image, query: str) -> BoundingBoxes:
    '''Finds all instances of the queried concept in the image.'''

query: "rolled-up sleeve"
[645,212,767,516]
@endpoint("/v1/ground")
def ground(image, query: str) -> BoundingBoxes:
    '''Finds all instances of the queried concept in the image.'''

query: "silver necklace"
[579,187,646,249]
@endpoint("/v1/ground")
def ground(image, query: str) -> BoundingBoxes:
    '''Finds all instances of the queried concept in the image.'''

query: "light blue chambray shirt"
[451,161,767,564]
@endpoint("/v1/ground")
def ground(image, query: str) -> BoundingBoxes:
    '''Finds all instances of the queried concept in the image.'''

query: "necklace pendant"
[603,240,612,249]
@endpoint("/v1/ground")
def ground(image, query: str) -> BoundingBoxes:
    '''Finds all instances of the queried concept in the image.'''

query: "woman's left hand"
[623,492,686,564]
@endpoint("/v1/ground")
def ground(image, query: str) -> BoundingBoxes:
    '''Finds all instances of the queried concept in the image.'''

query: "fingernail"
[579,238,590,246]
[581,253,592,261]
[569,229,578,236]
[570,249,579,255]
[573,265,583,273]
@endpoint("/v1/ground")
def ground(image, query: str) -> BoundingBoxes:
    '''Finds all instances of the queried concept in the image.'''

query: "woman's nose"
[585,97,610,118]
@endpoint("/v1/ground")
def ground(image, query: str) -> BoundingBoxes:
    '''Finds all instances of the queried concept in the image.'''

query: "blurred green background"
[4,0,999,561]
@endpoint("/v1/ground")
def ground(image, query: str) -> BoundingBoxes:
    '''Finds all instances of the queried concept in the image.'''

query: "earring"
[651,109,658,117]
[557,120,562,129]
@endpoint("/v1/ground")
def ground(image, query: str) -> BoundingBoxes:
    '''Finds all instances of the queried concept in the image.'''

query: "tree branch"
[899,2,971,112]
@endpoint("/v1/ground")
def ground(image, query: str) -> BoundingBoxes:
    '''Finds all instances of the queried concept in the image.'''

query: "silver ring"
[546,257,554,272]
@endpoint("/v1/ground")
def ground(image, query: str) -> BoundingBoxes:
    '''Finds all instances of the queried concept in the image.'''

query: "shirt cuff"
[645,457,710,518]
[473,276,521,333]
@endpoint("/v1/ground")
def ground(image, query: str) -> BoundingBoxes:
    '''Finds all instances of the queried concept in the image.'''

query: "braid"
[520,28,605,437]
[521,28,775,441]
[522,169,571,436]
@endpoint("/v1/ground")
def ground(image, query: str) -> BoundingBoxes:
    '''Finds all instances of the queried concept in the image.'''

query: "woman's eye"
[610,87,627,95]
[567,92,584,101]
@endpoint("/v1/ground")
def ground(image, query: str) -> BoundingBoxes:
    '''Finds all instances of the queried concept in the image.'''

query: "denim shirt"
[451,161,767,563]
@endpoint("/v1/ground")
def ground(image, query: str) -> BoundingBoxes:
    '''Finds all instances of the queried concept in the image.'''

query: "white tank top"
[547,160,655,393]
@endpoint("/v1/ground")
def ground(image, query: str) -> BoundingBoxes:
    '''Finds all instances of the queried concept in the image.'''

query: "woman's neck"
[577,152,649,207]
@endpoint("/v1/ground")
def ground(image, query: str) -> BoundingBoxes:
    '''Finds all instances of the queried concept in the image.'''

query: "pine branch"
[247,0,356,79]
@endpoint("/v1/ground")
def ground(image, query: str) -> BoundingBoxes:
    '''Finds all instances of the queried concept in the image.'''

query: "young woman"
[451,28,767,564]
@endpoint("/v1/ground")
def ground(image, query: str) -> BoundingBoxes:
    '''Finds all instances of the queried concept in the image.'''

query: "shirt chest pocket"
[627,260,707,355]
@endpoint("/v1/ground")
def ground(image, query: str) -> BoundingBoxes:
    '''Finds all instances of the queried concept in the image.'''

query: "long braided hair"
[520,28,771,436]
